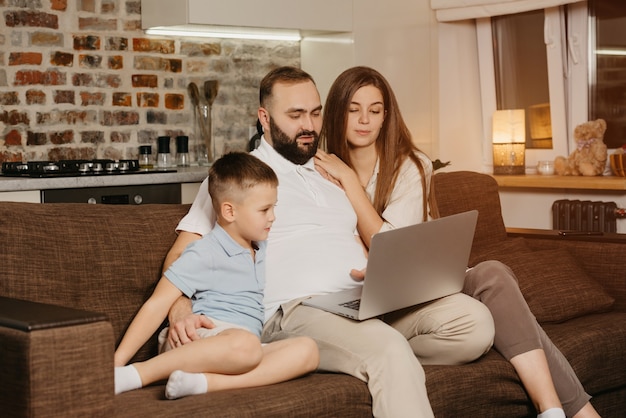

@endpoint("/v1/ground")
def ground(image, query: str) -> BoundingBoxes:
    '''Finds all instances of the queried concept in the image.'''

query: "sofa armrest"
[507,228,626,312]
[0,297,115,417]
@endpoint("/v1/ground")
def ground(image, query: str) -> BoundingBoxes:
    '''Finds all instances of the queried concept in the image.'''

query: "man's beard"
[269,117,319,165]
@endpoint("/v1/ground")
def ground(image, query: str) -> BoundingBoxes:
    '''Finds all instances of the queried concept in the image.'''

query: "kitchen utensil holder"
[194,103,213,166]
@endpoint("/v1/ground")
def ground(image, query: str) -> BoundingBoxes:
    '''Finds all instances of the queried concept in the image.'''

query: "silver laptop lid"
[357,210,478,320]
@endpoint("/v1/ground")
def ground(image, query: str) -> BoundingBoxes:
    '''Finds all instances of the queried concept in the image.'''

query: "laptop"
[302,210,478,320]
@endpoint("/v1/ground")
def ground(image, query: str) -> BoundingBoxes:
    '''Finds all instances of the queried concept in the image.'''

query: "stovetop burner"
[1,159,176,178]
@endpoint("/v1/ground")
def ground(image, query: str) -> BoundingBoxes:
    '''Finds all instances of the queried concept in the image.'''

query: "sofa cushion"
[543,312,626,395]
[472,238,615,323]
[432,171,508,259]
[425,350,534,417]
[425,311,626,417]
[113,373,372,417]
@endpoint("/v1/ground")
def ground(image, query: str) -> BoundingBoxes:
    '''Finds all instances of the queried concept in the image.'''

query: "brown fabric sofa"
[1,171,624,417]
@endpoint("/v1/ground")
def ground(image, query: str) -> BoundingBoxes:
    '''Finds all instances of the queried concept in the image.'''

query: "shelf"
[492,174,626,191]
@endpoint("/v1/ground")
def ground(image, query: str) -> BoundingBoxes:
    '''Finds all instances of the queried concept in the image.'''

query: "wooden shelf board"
[491,174,626,191]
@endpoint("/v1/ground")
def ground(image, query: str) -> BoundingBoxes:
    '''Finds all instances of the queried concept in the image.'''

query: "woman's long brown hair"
[321,66,430,221]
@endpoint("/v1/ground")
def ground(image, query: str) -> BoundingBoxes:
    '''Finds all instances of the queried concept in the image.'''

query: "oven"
[2,159,182,205]
[41,183,181,205]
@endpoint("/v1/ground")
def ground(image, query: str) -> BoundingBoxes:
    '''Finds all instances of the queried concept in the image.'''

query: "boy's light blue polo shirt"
[164,223,265,336]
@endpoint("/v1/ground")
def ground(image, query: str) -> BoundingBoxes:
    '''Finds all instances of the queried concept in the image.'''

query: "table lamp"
[492,109,526,175]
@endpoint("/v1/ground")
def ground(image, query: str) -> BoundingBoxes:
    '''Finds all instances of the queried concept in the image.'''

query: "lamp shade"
[492,109,525,144]
[492,109,526,175]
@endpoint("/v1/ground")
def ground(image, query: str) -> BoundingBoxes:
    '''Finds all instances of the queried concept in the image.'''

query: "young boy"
[114,152,319,399]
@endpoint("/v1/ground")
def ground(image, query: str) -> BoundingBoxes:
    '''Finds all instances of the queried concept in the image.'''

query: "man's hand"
[168,313,215,347]
[167,296,214,347]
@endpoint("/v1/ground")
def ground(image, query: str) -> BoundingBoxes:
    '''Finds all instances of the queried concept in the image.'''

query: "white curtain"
[430,0,583,21]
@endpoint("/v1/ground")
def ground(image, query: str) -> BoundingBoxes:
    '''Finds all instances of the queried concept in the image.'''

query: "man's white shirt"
[177,138,367,320]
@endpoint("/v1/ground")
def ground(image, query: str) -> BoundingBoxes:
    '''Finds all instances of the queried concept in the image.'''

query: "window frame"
[567,1,591,150]
[477,6,570,170]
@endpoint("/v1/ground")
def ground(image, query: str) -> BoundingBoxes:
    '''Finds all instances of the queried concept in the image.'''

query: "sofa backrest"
[432,171,508,258]
[0,173,505,360]
[0,202,190,362]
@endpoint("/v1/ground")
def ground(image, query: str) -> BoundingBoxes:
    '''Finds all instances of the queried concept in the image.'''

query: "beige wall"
[302,0,439,158]
[436,21,486,172]
[352,0,439,158]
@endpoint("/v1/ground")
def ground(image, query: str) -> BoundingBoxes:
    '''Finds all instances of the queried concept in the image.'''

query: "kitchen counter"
[0,166,209,192]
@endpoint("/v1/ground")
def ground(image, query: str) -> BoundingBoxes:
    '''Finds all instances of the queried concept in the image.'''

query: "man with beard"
[163,66,494,418]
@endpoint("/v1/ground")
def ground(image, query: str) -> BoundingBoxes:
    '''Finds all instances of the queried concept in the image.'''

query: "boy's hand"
[168,314,215,347]
[350,268,366,281]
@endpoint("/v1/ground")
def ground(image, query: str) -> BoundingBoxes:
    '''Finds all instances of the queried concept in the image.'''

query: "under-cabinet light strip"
[145,27,302,42]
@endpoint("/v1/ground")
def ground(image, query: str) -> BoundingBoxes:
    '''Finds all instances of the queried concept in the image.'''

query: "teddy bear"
[554,118,608,176]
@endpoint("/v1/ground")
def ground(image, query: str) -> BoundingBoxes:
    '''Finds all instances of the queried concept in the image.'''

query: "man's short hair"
[259,66,315,108]
[208,152,278,211]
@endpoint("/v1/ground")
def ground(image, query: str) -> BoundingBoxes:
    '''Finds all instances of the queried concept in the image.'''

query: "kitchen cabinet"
[141,0,353,34]
[181,182,201,204]
[0,190,40,203]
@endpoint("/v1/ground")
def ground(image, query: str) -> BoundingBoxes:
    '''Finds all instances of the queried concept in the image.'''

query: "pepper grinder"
[157,136,172,168]
[176,135,190,167]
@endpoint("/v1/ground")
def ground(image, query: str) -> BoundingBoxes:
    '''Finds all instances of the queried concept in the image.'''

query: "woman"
[314,66,599,418]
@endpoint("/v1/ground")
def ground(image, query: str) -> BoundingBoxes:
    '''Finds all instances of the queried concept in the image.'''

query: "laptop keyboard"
[340,299,361,310]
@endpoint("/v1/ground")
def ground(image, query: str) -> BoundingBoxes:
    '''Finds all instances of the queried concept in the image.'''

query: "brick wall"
[0,0,300,163]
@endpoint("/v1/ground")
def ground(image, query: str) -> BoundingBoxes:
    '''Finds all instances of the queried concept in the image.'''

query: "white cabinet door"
[0,190,41,203]
[141,0,353,33]
[181,182,201,205]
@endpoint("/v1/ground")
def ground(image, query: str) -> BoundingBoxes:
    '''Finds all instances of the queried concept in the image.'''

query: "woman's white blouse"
[364,152,432,233]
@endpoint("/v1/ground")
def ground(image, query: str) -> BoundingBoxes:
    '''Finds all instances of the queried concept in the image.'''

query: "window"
[492,9,552,149]
[588,1,626,148]
[478,0,626,169]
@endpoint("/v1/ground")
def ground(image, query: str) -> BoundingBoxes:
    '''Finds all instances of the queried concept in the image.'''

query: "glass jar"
[537,160,555,175]
[138,145,153,169]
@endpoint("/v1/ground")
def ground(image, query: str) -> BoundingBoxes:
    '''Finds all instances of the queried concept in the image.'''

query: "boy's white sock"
[114,365,142,394]
[165,370,208,399]
[537,408,566,418]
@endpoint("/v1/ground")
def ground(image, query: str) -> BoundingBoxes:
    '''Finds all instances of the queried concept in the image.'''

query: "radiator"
[552,199,626,233]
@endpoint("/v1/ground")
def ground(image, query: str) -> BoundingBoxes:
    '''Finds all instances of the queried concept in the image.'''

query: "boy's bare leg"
[165,337,319,399]
[132,329,262,388]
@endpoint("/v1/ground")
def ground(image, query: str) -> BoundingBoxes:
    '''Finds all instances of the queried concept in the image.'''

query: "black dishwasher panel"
[41,183,181,205]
